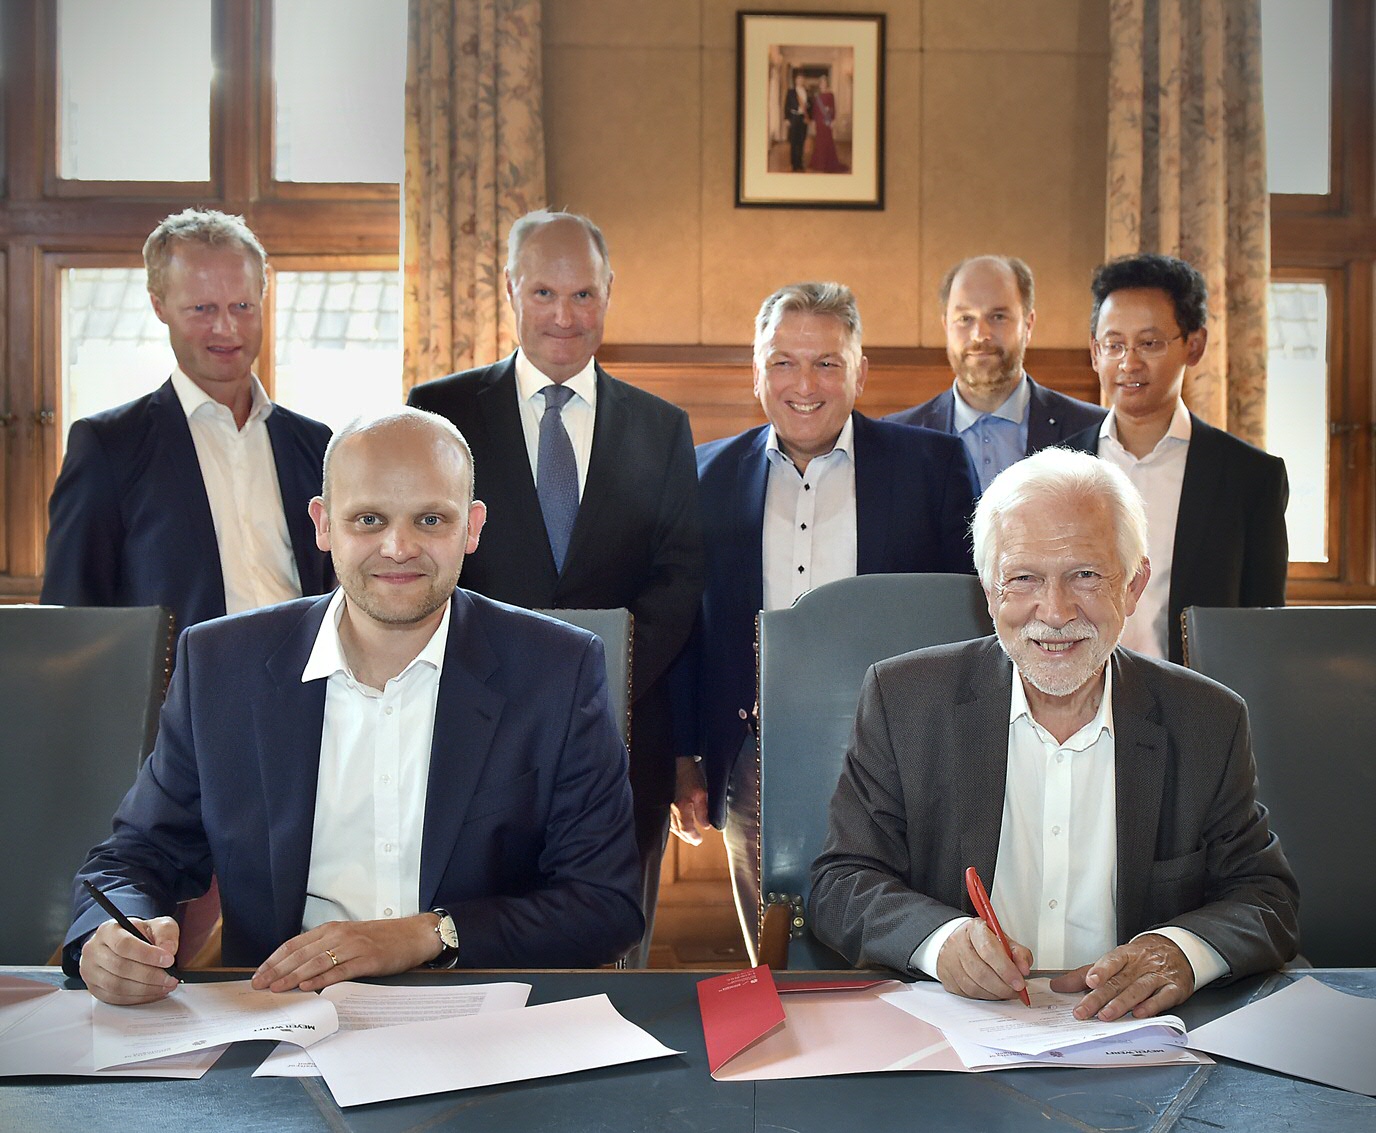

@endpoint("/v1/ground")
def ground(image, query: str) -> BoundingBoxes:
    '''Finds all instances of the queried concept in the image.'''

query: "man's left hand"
[1050,933,1195,1021]
[251,915,442,993]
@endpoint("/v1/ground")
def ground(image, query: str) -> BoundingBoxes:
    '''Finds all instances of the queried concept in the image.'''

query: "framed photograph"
[735,11,886,209]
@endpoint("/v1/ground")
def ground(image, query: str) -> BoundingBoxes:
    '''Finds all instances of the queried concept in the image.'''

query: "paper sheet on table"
[254,980,531,1077]
[1186,976,1376,1096]
[309,992,681,1107]
[91,980,337,1069]
[881,978,1187,1055]
[0,985,224,1078]
[944,1024,1208,1070]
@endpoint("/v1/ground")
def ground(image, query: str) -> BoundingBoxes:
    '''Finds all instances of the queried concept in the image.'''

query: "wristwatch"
[425,907,460,969]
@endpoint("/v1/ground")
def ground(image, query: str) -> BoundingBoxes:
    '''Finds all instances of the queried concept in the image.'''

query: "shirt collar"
[514,349,598,410]
[1009,656,1115,751]
[1099,398,1193,448]
[764,413,856,468]
[170,368,273,425]
[301,588,452,687]
[952,374,1030,431]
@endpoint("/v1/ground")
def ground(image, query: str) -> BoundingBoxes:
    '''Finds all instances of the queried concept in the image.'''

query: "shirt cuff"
[1135,927,1229,991]
[909,916,974,979]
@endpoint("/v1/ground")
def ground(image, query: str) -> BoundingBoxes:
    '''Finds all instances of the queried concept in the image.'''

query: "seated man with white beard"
[809,448,1298,1022]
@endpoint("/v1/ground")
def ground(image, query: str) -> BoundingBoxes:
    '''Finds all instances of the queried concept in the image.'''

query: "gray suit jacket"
[809,637,1299,979]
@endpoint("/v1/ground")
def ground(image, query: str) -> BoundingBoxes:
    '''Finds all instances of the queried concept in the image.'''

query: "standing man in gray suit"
[810,448,1297,1022]
[888,255,1104,492]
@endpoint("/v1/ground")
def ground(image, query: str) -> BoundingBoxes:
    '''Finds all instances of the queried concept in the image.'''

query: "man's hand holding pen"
[79,915,180,1006]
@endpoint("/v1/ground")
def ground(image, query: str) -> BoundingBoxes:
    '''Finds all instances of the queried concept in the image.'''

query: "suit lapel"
[738,429,770,613]
[151,382,225,600]
[1168,415,1221,617]
[1109,651,1167,940]
[1025,380,1056,451]
[852,413,893,573]
[265,409,321,588]
[418,590,506,907]
[253,597,332,943]
[957,643,1016,907]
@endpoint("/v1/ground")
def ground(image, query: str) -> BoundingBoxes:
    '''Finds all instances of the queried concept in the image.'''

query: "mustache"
[1019,620,1097,645]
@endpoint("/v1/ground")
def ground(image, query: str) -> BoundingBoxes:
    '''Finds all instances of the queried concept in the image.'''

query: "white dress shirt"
[911,661,1228,988]
[299,590,451,930]
[761,417,858,611]
[170,369,302,615]
[514,349,597,499]
[1097,401,1192,658]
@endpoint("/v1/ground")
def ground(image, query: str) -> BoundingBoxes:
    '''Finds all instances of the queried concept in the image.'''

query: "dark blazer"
[66,589,643,971]
[1063,412,1289,663]
[680,412,979,827]
[41,379,333,633]
[810,637,1300,979]
[408,356,704,809]
[887,374,1106,455]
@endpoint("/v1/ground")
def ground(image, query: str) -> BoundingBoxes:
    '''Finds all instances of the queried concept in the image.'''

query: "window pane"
[1260,0,1331,195]
[273,271,402,431]
[273,0,407,183]
[57,0,211,182]
[61,268,171,447]
[1266,282,1329,562]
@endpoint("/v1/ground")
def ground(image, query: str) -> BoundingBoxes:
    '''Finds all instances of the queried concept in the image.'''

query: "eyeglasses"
[1095,334,1185,361]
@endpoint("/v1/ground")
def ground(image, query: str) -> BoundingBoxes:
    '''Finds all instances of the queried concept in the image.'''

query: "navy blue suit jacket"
[1064,412,1289,663]
[65,590,643,971]
[41,379,334,633]
[409,355,704,808]
[887,375,1106,457]
[680,412,979,827]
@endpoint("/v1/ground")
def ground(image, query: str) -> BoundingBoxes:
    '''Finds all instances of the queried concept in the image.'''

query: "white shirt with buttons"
[299,589,450,930]
[761,416,858,611]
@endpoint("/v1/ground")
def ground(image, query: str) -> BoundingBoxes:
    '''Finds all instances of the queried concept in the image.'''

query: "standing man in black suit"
[784,72,810,172]
[408,210,704,966]
[1063,253,1288,663]
[42,208,333,633]
[888,255,1104,492]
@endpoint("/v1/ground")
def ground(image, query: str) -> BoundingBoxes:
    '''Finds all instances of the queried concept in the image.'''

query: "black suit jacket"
[408,355,704,808]
[810,638,1299,978]
[679,412,979,827]
[66,590,642,970]
[887,374,1106,456]
[1064,412,1289,663]
[41,379,333,633]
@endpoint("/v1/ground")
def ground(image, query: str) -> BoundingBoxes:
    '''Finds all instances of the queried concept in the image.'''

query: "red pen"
[964,866,1031,1007]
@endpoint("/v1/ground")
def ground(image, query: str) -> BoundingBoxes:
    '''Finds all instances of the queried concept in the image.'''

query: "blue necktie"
[537,384,579,573]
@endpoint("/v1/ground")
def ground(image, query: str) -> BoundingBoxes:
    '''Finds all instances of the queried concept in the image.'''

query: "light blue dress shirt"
[951,375,1032,493]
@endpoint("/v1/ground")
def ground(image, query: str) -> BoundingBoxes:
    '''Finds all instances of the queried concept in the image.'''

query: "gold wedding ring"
[324,948,339,967]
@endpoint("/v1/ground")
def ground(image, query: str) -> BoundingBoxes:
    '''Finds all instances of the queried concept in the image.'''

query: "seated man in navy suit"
[887,255,1104,492]
[671,282,979,951]
[42,208,333,632]
[67,408,642,1005]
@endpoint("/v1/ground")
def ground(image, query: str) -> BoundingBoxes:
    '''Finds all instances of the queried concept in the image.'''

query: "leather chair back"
[754,574,992,968]
[535,608,633,743]
[0,605,174,963]
[1182,605,1376,967]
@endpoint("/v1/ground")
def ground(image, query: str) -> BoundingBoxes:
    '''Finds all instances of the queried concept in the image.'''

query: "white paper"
[91,980,337,1069]
[945,1025,1208,1070]
[1187,976,1376,1096]
[254,980,531,1077]
[309,992,682,1108]
[882,978,1187,1056]
[0,986,224,1079]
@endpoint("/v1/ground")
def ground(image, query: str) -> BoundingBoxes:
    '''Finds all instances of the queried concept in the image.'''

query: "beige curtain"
[1106,0,1269,444]
[403,0,546,393]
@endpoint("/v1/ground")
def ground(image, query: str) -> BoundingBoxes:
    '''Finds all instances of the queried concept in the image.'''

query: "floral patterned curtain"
[403,0,546,392]
[1106,0,1269,444]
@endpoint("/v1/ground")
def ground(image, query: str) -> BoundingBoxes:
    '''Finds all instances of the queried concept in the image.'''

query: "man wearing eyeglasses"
[1063,253,1289,663]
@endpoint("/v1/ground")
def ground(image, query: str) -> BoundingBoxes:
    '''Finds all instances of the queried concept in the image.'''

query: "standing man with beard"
[810,448,1297,1021]
[889,256,1104,492]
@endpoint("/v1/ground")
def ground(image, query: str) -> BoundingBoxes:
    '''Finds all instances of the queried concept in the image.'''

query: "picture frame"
[735,11,886,210]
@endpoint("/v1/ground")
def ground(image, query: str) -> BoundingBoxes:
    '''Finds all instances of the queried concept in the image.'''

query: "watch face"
[438,915,459,950]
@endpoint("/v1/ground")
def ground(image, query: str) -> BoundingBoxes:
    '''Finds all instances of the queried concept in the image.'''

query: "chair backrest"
[0,605,175,963]
[1182,605,1376,967]
[756,573,993,969]
[534,608,633,743]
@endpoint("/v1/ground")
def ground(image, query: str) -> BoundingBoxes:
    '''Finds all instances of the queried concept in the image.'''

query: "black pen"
[81,879,181,980]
